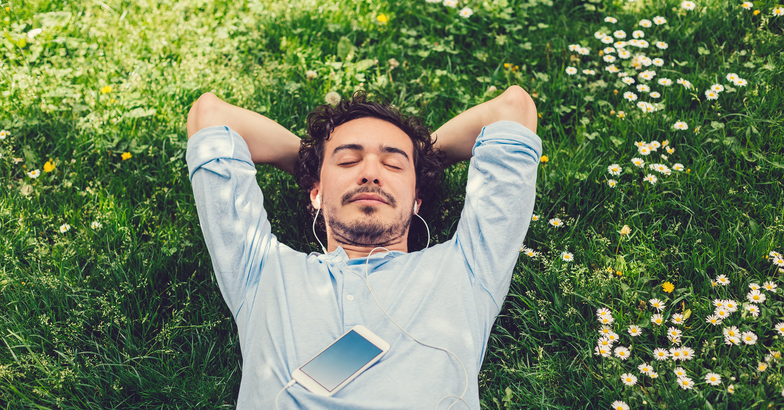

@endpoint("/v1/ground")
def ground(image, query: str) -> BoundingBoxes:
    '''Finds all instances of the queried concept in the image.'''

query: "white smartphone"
[291,325,390,396]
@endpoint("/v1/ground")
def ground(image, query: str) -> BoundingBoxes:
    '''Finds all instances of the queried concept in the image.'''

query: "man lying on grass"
[185,86,540,409]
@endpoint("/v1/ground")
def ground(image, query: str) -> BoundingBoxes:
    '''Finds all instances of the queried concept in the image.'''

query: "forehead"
[325,117,413,156]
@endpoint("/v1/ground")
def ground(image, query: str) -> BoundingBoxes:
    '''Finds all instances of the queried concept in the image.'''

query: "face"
[310,117,420,248]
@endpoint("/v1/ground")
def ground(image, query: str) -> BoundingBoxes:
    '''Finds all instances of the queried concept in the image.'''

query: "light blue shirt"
[187,121,541,409]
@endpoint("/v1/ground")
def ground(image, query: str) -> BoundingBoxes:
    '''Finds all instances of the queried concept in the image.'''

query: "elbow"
[187,92,220,139]
[499,86,538,134]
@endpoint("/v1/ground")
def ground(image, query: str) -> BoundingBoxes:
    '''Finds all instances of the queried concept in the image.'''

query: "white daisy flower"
[734,78,748,87]
[549,218,563,227]
[711,84,725,93]
[632,30,645,39]
[705,372,721,386]
[636,84,650,93]
[705,90,719,100]
[741,2,753,10]
[725,299,738,312]
[775,322,784,336]
[656,41,668,50]
[443,0,458,8]
[595,345,611,357]
[747,289,766,304]
[618,50,631,59]
[649,298,665,311]
[565,67,578,75]
[607,179,618,188]
[91,221,103,230]
[670,314,684,325]
[28,169,41,179]
[681,346,695,360]
[658,78,673,86]
[726,73,739,82]
[613,30,626,39]
[705,315,722,326]
[561,251,574,262]
[597,337,614,348]
[620,373,637,386]
[759,362,768,372]
[582,69,596,75]
[611,401,630,410]
[716,274,730,286]
[681,1,697,10]
[614,346,631,360]
[745,304,759,317]
[673,121,688,130]
[605,16,618,23]
[677,376,694,390]
[623,91,638,101]
[651,314,664,326]
[638,362,653,375]
[59,224,71,234]
[652,58,664,67]
[603,47,616,54]
[608,164,622,176]
[742,331,758,345]
[458,7,473,18]
[670,347,683,361]
[652,347,669,361]
[653,16,667,25]
[644,174,657,185]
[763,281,777,293]
[639,19,652,27]
[631,158,645,168]
[628,325,642,337]
[724,326,740,338]
[602,36,615,44]
[532,215,540,221]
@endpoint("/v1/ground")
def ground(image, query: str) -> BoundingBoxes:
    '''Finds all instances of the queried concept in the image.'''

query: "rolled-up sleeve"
[187,126,272,318]
[453,121,541,311]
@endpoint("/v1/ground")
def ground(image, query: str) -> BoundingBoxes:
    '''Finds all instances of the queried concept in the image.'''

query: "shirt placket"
[341,261,368,332]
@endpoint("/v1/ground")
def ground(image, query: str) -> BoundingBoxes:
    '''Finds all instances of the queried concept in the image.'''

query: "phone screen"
[300,329,383,392]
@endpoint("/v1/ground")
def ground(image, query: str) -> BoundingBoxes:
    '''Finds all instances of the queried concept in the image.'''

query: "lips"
[351,193,388,204]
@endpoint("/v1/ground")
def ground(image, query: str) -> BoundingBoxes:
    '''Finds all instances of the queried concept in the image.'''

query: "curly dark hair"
[296,91,445,224]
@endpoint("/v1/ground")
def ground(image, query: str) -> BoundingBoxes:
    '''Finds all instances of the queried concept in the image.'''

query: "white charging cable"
[275,379,296,410]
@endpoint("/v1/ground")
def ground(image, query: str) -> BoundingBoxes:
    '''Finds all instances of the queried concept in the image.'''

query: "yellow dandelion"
[753,9,760,15]
[663,282,675,293]
[540,155,549,163]
[43,160,56,173]
[101,85,113,94]
[121,152,132,160]
[377,14,389,24]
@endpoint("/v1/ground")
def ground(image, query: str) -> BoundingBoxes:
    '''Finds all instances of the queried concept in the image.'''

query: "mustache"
[341,186,397,207]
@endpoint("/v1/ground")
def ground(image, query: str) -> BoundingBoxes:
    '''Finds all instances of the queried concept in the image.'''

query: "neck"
[327,235,409,259]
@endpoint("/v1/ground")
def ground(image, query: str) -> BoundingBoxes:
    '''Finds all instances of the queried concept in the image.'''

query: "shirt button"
[346,294,355,301]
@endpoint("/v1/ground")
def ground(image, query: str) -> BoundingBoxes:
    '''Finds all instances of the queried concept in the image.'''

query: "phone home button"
[346,294,355,301]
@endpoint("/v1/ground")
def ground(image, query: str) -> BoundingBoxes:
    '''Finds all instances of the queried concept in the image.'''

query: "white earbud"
[314,193,321,209]
[413,200,418,214]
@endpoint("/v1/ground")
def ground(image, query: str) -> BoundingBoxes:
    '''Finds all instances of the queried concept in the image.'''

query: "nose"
[358,159,382,186]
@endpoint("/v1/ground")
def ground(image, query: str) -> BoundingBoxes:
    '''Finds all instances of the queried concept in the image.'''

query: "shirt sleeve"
[186,125,272,318]
[452,120,541,311]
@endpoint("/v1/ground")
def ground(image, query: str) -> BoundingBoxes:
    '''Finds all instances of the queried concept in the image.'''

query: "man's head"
[296,92,445,251]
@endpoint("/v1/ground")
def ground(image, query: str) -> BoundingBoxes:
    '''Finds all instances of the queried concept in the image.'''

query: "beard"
[325,188,412,248]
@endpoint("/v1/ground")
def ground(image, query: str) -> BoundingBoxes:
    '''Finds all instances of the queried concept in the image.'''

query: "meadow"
[1,0,784,408]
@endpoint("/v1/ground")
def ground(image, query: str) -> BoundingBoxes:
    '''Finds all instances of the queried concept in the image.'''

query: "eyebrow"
[332,143,410,161]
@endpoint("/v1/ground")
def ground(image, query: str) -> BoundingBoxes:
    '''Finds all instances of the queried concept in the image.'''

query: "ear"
[310,183,321,209]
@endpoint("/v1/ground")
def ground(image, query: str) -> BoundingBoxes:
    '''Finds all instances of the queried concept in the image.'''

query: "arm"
[431,85,538,167]
[187,92,301,174]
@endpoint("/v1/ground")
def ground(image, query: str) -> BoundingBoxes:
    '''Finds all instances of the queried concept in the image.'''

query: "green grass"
[2,0,784,408]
